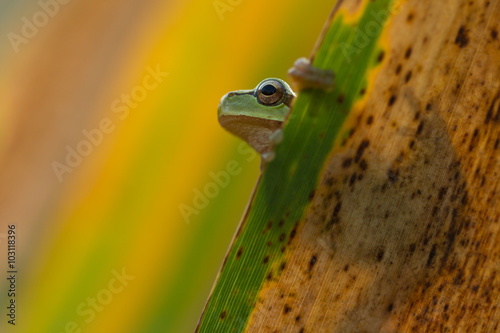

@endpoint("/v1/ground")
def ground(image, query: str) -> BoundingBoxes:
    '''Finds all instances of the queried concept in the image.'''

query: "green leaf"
[197,1,393,331]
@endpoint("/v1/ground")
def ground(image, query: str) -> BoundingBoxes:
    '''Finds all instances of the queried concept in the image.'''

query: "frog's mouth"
[218,115,282,154]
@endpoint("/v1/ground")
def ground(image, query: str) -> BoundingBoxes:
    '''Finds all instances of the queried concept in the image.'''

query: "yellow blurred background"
[0,0,335,332]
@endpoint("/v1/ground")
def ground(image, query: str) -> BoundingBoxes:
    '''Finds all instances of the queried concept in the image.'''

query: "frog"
[217,57,334,164]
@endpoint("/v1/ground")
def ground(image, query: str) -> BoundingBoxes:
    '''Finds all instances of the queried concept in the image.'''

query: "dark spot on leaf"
[342,158,353,168]
[377,248,385,262]
[454,270,464,285]
[388,94,397,106]
[438,187,448,200]
[283,304,292,314]
[359,159,368,171]
[485,94,500,124]
[387,169,398,183]
[405,47,412,59]
[236,247,243,259]
[360,88,366,95]
[337,94,345,104]
[409,140,415,149]
[426,103,432,111]
[267,272,272,280]
[355,140,369,162]
[280,262,286,271]
[263,255,269,264]
[349,173,357,186]
[461,191,468,205]
[426,244,437,267]
[432,206,439,217]
[309,190,315,201]
[407,12,414,22]
[262,220,272,234]
[404,71,412,83]
[469,128,480,151]
[329,202,342,227]
[344,264,349,271]
[416,121,424,135]
[220,310,226,319]
[309,255,317,271]
[280,233,286,242]
[492,29,498,40]
[396,64,402,74]
[295,315,301,322]
[409,243,416,253]
[366,115,373,125]
[377,51,385,63]
[278,219,284,227]
[387,303,394,312]
[455,25,469,47]
[485,106,493,124]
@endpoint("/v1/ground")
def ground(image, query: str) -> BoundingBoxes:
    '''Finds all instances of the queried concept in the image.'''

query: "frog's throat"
[218,115,283,154]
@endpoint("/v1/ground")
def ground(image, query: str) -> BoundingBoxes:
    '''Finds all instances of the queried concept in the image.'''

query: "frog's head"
[218,78,295,154]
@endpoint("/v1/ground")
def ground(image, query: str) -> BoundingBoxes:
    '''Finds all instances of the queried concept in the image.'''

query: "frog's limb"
[262,151,275,164]
[269,128,284,145]
[287,57,335,92]
[263,129,284,163]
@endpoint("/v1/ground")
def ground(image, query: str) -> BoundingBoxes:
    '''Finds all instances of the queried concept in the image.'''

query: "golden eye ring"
[257,79,286,106]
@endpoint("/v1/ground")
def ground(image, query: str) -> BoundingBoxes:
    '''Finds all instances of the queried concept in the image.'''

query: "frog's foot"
[260,151,276,170]
[259,128,283,169]
[262,151,275,164]
[287,57,335,92]
[269,128,284,146]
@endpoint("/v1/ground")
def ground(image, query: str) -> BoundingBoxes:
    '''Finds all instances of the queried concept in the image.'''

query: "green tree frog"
[218,58,334,164]
[218,78,295,162]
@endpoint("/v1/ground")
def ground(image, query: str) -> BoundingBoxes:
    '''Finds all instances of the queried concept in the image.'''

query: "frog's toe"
[288,57,335,92]
[270,129,284,145]
[262,151,275,163]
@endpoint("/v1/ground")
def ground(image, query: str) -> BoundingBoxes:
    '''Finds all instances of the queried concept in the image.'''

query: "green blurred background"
[0,0,334,332]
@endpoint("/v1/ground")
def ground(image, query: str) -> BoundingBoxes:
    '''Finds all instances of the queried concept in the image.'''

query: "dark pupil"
[261,84,277,96]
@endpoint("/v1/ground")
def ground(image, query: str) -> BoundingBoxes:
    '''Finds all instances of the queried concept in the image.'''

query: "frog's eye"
[257,80,286,106]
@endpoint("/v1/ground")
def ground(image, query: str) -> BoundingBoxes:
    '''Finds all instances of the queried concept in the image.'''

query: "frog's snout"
[218,93,229,117]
